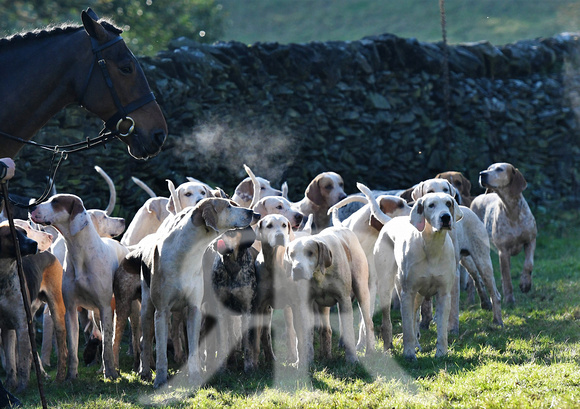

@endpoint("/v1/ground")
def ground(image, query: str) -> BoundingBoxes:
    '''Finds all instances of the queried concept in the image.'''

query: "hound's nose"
[441,213,451,228]
[292,266,307,281]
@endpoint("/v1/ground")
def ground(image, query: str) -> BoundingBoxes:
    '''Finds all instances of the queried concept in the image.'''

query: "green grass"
[9,215,580,408]
[219,0,580,46]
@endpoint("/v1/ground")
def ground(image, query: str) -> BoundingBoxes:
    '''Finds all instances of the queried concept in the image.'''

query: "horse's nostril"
[153,130,167,146]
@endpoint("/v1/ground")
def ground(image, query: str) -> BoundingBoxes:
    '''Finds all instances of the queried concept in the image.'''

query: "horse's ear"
[82,9,107,42]
[85,8,99,20]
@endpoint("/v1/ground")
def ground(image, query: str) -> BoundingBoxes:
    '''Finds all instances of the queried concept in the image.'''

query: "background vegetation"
[219,0,580,46]
[3,0,580,55]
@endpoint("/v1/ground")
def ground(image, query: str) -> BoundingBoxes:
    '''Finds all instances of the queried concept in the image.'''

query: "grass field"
[219,0,580,46]
[10,213,580,408]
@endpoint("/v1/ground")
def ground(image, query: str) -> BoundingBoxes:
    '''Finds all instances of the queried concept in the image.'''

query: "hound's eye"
[282,223,287,229]
[266,224,273,229]
[260,186,266,191]
[306,250,313,257]
[446,201,452,208]
[496,167,504,172]
[454,181,462,187]
[339,182,344,188]
[276,205,283,210]
[427,190,434,193]
[201,191,206,196]
[184,192,192,197]
[428,203,435,208]
[325,184,333,190]
[119,65,133,75]
[443,188,449,192]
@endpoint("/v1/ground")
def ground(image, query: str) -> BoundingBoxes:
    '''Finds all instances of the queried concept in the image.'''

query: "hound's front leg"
[153,308,170,388]
[100,304,118,379]
[293,291,314,368]
[434,292,451,357]
[186,304,204,386]
[400,290,419,361]
[65,306,80,380]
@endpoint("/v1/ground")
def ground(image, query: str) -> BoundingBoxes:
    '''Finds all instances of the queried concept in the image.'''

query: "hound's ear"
[509,166,527,196]
[305,174,325,206]
[70,198,89,236]
[212,187,229,199]
[452,199,464,223]
[166,179,180,214]
[193,201,219,231]
[411,182,424,202]
[255,219,265,242]
[82,9,108,42]
[410,198,426,232]
[234,179,253,204]
[317,241,333,272]
[201,202,219,231]
[444,180,461,203]
[253,201,266,217]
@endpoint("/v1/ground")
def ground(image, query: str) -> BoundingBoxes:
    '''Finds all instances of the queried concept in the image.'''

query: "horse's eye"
[119,65,133,75]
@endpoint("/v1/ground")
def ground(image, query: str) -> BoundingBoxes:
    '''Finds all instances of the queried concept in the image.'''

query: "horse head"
[79,9,167,160]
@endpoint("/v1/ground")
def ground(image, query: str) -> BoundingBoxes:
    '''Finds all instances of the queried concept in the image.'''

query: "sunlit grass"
[8,219,580,408]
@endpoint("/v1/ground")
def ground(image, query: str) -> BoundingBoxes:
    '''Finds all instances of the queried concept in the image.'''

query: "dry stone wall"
[12,33,580,225]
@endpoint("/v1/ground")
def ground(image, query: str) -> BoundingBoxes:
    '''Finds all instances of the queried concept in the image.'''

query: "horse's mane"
[0,19,122,50]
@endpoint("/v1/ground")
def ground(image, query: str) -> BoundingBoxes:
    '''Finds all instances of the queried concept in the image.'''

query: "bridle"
[78,34,156,138]
[0,32,157,208]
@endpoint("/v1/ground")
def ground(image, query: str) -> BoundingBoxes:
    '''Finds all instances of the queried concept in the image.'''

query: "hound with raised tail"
[328,187,411,349]
[367,188,462,360]
[471,162,537,304]
[30,194,128,380]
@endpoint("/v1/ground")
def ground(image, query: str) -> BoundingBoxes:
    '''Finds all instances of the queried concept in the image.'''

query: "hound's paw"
[481,297,493,311]
[104,368,119,380]
[139,370,152,382]
[519,277,532,293]
[403,352,417,362]
[153,375,168,389]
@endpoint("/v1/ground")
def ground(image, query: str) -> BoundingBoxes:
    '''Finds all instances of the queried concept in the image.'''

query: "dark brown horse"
[0,8,167,160]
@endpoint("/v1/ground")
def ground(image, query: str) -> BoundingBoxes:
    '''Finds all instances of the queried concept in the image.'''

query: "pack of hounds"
[0,162,537,390]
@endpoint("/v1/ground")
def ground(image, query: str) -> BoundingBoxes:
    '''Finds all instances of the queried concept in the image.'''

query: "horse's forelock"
[100,20,123,35]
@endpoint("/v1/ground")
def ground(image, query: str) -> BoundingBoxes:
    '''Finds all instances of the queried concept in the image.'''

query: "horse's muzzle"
[127,129,167,160]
